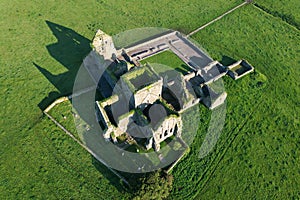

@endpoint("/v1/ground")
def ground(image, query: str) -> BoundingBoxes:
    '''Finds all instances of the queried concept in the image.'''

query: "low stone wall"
[227,59,254,80]
[44,96,69,113]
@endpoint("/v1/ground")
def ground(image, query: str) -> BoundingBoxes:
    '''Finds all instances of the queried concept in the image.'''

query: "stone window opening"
[174,124,178,135]
[164,130,168,137]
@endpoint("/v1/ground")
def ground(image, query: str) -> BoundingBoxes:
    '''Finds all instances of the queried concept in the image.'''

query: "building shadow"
[35,21,136,193]
[91,156,129,192]
[35,20,91,110]
[91,155,146,193]
[220,55,236,66]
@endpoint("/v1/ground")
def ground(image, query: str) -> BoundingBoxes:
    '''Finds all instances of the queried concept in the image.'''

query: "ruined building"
[81,29,254,152]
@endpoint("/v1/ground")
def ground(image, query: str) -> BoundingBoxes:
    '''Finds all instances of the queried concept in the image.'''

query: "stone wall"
[92,29,117,60]
[95,101,115,140]
[227,59,254,80]
[152,115,182,151]
[134,79,163,108]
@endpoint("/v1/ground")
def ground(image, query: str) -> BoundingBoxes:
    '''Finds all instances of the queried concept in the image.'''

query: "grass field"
[1,0,299,199]
[190,5,300,199]
[0,0,243,198]
[140,50,191,75]
[254,0,300,30]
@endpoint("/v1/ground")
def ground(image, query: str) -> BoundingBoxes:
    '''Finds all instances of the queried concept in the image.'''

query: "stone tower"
[92,29,117,60]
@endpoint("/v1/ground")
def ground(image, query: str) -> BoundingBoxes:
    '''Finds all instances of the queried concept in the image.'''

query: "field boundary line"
[165,138,189,174]
[192,97,265,199]
[43,111,130,186]
[44,97,69,113]
[187,1,248,37]
[253,3,300,31]
[44,86,96,113]
[68,85,97,99]
[43,91,130,187]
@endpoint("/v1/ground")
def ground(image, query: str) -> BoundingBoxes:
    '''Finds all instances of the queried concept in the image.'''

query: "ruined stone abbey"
[81,29,254,152]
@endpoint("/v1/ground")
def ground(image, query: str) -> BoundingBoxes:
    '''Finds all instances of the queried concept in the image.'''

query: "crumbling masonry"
[81,29,254,152]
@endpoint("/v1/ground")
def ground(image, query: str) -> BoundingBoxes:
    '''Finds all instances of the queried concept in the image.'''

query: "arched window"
[174,124,178,134]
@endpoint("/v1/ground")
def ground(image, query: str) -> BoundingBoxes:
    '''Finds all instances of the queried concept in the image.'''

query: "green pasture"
[1,0,299,199]
[255,0,300,29]
[190,4,299,199]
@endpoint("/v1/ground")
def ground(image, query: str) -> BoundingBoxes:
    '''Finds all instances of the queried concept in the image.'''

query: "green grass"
[140,50,191,75]
[48,100,77,135]
[254,0,300,29]
[170,71,268,199]
[172,4,300,199]
[0,0,243,198]
[1,0,299,199]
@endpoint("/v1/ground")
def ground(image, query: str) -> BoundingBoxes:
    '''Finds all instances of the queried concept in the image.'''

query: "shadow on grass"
[35,20,91,110]
[91,155,145,193]
[220,55,236,66]
[174,64,191,75]
[35,21,139,194]
[91,156,129,193]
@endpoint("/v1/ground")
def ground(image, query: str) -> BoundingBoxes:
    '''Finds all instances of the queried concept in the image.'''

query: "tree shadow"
[35,20,91,110]
[220,55,236,66]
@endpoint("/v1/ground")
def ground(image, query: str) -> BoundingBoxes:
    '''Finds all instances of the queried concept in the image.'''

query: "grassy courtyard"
[141,50,191,75]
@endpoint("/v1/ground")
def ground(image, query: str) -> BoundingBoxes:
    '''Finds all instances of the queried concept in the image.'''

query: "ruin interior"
[81,30,254,152]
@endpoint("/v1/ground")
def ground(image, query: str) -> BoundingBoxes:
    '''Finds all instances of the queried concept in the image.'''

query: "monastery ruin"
[81,29,254,152]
